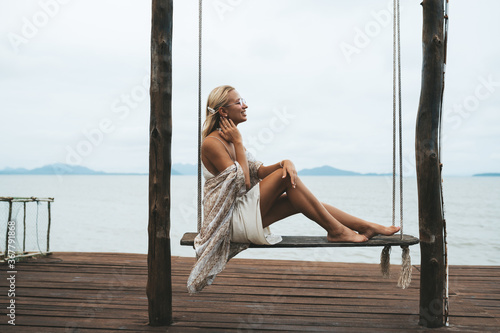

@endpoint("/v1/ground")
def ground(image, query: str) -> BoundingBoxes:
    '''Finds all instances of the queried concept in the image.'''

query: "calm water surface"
[1,175,498,265]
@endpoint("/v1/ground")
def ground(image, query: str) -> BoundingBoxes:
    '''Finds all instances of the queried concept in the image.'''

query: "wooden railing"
[0,197,54,261]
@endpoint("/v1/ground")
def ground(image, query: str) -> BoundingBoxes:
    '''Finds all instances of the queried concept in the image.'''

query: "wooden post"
[5,200,13,254]
[415,0,446,328]
[46,201,51,253]
[23,202,27,252]
[147,0,173,326]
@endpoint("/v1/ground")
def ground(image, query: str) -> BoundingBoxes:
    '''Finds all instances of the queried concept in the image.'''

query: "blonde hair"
[202,85,235,140]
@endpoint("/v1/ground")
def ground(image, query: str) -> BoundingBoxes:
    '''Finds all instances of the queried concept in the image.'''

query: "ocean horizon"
[1,175,499,266]
[1,163,497,177]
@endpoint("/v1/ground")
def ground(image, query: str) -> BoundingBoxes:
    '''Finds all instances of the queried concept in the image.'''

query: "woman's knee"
[274,169,298,189]
[262,168,297,193]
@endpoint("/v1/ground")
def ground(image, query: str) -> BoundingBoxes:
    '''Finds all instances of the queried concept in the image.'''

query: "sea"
[1,175,499,266]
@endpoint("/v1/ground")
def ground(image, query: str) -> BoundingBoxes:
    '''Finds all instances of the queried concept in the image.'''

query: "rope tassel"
[398,245,412,289]
[380,245,391,278]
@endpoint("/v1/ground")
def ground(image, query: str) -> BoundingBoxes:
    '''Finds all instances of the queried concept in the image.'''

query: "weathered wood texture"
[181,232,419,248]
[415,0,446,328]
[1,252,499,332]
[148,0,173,326]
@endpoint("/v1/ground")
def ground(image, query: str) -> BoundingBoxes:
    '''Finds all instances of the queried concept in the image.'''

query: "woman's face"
[221,90,248,125]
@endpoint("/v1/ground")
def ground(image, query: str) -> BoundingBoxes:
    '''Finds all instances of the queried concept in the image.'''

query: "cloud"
[1,0,499,176]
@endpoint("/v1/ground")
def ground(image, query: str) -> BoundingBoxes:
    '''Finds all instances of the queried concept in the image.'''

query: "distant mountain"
[0,167,30,174]
[172,163,197,175]
[473,173,500,177]
[299,165,359,176]
[0,163,400,176]
[0,163,147,175]
[298,165,390,176]
[172,164,388,176]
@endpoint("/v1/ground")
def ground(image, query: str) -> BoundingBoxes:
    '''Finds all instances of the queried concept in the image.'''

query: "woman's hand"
[281,160,297,188]
[219,117,242,144]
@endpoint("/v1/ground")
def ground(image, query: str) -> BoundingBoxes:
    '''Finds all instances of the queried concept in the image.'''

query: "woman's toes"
[388,226,401,235]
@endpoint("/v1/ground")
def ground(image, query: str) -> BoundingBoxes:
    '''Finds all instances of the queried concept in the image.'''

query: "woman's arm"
[257,162,282,179]
[219,117,251,190]
[258,159,297,188]
[233,141,250,190]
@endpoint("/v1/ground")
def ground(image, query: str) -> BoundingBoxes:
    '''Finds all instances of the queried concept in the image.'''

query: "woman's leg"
[261,194,400,239]
[263,198,400,239]
[320,203,400,239]
[259,169,367,242]
[261,193,299,228]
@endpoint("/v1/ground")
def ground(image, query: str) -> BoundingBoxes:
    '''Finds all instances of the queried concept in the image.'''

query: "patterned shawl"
[187,152,262,294]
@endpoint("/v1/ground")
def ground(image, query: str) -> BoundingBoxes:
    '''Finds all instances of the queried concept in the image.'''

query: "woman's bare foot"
[359,224,401,240]
[327,228,368,243]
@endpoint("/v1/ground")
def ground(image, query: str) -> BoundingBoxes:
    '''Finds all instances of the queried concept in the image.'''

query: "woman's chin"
[235,118,247,124]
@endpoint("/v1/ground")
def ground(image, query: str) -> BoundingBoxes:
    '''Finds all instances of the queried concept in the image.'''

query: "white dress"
[202,138,282,246]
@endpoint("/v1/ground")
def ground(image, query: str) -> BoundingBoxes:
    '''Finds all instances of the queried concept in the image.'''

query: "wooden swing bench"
[180,232,419,248]
[181,0,420,254]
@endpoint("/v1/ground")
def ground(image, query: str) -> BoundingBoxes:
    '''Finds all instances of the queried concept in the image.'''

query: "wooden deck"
[1,252,499,332]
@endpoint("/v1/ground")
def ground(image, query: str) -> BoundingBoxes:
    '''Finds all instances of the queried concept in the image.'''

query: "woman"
[187,85,399,293]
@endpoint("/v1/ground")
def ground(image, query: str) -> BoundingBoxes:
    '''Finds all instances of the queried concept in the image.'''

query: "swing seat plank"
[180,232,419,248]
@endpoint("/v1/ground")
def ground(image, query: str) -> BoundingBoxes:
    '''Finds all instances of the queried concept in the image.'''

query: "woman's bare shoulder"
[202,133,234,172]
[202,133,229,155]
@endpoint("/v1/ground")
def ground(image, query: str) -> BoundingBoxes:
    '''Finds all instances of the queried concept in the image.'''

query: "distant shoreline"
[0,163,497,177]
[2,174,498,178]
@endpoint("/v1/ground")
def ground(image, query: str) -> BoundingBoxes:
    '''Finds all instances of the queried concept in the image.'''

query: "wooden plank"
[181,232,419,247]
[1,253,499,332]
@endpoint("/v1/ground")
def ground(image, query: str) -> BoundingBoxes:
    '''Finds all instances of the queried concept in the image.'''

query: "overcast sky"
[1,0,499,176]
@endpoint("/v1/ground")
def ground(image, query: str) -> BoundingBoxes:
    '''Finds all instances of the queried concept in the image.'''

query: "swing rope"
[381,0,413,289]
[391,0,403,236]
[196,0,203,233]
